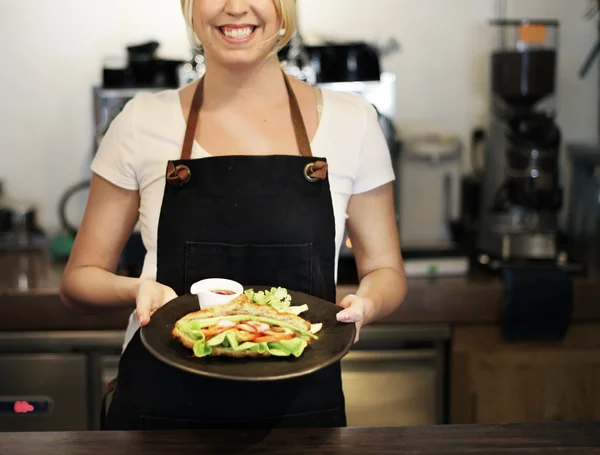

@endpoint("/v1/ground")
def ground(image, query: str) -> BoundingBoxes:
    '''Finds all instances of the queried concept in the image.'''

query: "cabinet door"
[342,350,442,427]
[451,324,600,424]
[0,354,88,431]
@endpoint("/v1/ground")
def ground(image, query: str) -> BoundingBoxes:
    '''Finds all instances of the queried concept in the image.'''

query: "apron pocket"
[184,242,313,295]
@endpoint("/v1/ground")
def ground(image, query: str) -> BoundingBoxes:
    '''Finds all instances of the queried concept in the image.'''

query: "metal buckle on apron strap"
[304,160,328,182]
[166,161,191,187]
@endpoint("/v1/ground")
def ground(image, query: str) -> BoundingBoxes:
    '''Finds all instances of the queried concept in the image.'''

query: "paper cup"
[190,278,243,310]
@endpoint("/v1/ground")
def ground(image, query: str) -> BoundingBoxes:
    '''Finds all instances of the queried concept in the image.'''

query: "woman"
[60,0,406,430]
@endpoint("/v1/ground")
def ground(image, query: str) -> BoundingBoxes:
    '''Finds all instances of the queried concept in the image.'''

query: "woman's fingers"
[336,294,366,343]
[137,282,178,326]
[336,294,364,322]
[136,292,153,327]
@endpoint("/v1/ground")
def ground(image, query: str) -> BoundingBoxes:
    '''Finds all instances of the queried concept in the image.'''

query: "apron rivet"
[167,164,192,187]
[304,163,320,183]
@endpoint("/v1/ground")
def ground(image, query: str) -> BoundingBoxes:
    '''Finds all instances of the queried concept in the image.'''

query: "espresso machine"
[477,19,565,269]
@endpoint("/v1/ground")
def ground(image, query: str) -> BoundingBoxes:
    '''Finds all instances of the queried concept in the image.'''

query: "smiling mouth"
[217,25,258,41]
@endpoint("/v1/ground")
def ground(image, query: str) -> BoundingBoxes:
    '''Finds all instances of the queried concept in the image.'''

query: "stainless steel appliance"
[341,325,448,427]
[0,331,123,432]
[566,142,600,277]
[304,43,382,84]
[399,134,462,251]
[578,0,600,80]
[477,19,565,267]
[0,353,88,431]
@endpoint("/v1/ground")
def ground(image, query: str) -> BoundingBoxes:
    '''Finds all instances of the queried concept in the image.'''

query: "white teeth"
[221,27,253,39]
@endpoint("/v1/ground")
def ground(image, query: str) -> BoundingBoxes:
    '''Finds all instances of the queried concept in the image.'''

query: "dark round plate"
[140,287,356,382]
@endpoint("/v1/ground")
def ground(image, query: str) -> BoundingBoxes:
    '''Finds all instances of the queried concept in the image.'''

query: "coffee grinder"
[477,19,565,269]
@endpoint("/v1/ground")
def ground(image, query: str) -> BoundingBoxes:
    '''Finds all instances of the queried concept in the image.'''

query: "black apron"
[103,73,347,431]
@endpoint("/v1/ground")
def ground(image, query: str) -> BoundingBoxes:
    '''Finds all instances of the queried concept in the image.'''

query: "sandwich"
[172,293,322,359]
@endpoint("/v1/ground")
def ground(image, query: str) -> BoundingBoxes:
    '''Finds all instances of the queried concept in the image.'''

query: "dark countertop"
[2,249,600,332]
[0,422,599,455]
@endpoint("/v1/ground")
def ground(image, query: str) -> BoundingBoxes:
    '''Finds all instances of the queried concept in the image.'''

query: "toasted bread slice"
[207,347,271,358]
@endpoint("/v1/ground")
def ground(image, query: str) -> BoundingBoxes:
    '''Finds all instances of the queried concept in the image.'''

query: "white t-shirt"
[91,84,395,350]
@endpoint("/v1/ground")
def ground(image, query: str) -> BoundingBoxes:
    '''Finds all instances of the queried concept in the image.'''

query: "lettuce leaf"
[245,287,293,312]
[244,288,308,315]
[184,328,310,359]
[193,341,212,357]
[184,322,206,341]
[207,331,230,347]
[225,331,239,349]
[267,338,308,357]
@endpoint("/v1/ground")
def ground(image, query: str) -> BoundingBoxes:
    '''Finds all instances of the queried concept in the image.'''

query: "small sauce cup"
[190,278,243,310]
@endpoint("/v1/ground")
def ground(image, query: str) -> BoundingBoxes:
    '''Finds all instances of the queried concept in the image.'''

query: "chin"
[211,51,271,71]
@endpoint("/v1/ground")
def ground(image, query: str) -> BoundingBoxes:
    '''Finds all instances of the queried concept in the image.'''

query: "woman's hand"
[337,294,368,343]
[136,280,178,326]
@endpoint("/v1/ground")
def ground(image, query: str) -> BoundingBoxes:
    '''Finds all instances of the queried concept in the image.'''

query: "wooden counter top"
[0,422,598,455]
[2,250,600,332]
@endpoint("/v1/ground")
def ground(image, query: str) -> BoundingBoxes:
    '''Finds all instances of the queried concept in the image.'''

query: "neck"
[202,56,287,108]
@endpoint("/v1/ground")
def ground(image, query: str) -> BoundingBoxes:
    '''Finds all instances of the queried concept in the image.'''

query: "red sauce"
[210,289,236,296]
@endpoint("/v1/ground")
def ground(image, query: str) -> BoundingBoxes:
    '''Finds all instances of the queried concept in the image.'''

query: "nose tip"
[224,0,250,15]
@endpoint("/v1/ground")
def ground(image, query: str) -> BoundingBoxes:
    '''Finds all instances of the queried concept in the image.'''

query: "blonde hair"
[180,0,296,53]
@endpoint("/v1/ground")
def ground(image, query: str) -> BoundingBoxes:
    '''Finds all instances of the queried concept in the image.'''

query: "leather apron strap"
[167,72,327,187]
